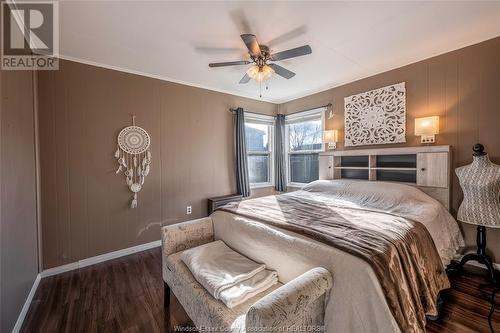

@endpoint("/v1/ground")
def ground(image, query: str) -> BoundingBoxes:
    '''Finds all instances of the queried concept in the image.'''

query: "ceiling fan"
[209,34,312,94]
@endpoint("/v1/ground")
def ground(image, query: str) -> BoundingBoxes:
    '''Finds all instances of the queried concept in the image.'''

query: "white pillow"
[301,179,464,265]
[302,179,439,222]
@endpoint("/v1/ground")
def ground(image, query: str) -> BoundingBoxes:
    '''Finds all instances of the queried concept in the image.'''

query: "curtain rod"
[229,103,332,116]
[229,108,276,118]
[295,103,332,114]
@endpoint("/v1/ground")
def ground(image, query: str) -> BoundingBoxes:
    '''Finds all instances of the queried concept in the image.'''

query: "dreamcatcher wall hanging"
[114,116,151,208]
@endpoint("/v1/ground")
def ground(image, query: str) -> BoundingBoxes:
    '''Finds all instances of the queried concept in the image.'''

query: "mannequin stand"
[479,283,499,333]
[447,226,498,285]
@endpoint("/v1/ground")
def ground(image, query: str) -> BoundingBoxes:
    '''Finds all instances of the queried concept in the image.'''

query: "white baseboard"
[40,240,161,278]
[12,273,41,333]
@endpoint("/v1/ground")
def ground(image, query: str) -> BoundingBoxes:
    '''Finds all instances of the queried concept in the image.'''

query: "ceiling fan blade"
[239,73,251,84]
[269,64,296,79]
[209,60,251,68]
[240,34,262,57]
[270,45,312,61]
[230,9,252,36]
[267,26,308,47]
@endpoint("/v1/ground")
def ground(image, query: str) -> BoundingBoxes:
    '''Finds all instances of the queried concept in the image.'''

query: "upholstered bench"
[162,217,333,333]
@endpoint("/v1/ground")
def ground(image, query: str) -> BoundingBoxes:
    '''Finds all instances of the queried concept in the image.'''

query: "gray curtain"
[233,107,251,197]
[275,114,287,192]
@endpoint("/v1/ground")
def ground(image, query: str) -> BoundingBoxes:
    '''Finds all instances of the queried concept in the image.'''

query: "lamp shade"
[415,116,439,136]
[246,65,274,82]
[323,130,338,143]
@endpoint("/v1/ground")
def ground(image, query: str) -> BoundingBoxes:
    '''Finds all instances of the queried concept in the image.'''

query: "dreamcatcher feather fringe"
[114,125,152,208]
[115,145,151,208]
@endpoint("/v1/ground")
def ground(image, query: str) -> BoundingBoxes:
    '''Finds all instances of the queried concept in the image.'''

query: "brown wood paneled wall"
[38,37,500,269]
[0,69,39,332]
[37,60,277,269]
[279,37,500,261]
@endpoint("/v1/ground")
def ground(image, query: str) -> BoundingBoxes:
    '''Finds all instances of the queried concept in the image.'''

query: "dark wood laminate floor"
[22,247,500,333]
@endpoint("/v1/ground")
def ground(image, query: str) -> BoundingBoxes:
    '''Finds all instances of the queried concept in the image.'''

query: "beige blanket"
[219,191,449,333]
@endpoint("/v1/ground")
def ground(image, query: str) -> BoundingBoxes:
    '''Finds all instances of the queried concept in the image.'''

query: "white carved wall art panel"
[344,82,406,146]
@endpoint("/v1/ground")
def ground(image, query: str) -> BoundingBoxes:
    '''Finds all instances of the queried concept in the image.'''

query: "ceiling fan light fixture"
[246,64,274,82]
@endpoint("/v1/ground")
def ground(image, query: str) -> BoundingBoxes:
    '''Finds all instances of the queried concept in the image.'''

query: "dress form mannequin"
[454,144,500,284]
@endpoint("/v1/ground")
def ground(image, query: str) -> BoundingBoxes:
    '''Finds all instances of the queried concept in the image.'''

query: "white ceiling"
[58,1,500,103]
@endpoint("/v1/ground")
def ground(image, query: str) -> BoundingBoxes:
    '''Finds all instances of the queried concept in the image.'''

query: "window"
[285,108,324,185]
[245,113,275,188]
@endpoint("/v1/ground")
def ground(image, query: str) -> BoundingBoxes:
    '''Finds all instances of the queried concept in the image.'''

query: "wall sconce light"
[323,130,338,150]
[415,116,439,144]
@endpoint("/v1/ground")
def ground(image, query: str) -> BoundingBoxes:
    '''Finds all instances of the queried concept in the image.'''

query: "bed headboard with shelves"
[319,145,451,209]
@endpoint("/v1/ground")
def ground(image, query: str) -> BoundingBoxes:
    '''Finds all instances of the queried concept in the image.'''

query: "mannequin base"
[447,226,499,285]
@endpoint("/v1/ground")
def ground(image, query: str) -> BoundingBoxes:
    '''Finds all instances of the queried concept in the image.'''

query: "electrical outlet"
[186,206,192,215]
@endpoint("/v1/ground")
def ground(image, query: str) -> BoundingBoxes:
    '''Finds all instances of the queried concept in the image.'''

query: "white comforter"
[211,180,464,333]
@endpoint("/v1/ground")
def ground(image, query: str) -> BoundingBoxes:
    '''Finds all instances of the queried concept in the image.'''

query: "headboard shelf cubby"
[340,155,369,168]
[371,167,416,170]
[376,154,416,168]
[319,145,451,209]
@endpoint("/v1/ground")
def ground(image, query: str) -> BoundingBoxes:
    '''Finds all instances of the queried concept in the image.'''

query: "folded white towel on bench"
[219,269,278,308]
[181,240,277,307]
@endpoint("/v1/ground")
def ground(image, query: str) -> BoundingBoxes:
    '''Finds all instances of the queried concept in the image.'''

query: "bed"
[211,180,463,332]
[211,148,464,333]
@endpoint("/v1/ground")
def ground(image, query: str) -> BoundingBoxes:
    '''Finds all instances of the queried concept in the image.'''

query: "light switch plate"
[420,135,435,144]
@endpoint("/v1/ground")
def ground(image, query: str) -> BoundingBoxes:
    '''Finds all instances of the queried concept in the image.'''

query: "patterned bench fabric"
[161,217,214,280]
[246,267,332,332]
[161,218,332,332]
[164,252,282,332]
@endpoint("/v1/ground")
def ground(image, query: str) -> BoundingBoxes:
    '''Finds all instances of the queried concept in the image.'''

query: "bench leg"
[164,282,171,308]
